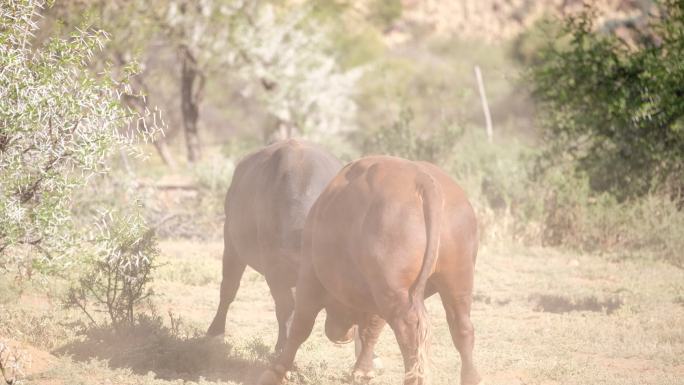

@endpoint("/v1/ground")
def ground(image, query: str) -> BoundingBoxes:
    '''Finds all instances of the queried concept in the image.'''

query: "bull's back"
[225,139,341,274]
[306,156,477,311]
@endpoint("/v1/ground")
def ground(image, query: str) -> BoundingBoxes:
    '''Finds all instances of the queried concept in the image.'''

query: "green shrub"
[499,0,684,263]
[65,207,159,328]
[359,107,463,165]
[529,1,684,200]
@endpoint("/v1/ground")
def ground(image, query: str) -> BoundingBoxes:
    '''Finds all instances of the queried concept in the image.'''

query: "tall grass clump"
[534,169,684,265]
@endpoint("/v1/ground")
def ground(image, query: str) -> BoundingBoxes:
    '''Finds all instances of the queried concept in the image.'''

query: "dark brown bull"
[206,139,342,351]
[257,156,481,385]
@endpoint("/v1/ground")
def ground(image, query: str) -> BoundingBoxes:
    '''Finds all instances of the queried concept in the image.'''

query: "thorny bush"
[0,0,159,276]
[65,208,159,329]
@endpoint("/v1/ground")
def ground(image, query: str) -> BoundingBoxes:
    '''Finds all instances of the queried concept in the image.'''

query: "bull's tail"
[411,171,443,302]
[405,171,443,385]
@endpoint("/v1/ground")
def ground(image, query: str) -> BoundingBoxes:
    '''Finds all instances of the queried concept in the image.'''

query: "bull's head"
[324,301,355,344]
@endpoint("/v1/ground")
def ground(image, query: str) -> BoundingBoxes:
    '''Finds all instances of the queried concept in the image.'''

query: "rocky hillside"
[386,0,653,43]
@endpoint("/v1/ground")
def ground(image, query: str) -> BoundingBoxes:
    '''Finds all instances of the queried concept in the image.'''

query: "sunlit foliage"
[0,0,156,272]
[531,1,684,200]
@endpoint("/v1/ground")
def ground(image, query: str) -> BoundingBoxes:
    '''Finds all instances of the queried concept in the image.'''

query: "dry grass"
[1,240,683,385]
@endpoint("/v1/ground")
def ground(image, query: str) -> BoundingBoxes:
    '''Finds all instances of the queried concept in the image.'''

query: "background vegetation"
[1,0,682,384]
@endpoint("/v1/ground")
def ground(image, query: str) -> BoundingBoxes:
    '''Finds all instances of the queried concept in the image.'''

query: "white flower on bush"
[3,199,25,223]
[230,4,364,137]
[0,0,159,269]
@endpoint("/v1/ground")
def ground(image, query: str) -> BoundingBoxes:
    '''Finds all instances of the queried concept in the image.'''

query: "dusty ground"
[2,240,683,385]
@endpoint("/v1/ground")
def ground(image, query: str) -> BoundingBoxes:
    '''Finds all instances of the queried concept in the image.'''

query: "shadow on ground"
[53,317,269,383]
[531,294,622,315]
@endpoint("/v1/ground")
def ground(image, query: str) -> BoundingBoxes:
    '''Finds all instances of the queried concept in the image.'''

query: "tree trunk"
[114,51,177,170]
[153,140,177,170]
[180,45,204,163]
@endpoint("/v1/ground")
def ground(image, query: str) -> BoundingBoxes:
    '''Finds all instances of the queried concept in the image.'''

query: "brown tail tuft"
[405,300,432,384]
[405,170,443,384]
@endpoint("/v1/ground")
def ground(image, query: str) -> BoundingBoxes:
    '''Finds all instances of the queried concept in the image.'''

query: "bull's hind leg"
[387,300,430,385]
[353,313,386,381]
[265,272,295,352]
[207,243,246,336]
[439,289,481,385]
[257,265,325,385]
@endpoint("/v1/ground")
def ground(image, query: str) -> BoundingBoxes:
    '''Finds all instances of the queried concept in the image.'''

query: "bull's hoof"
[256,365,288,385]
[461,372,483,385]
[352,369,376,383]
[256,369,283,385]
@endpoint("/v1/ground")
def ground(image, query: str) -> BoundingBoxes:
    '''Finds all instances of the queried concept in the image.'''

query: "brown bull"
[257,156,481,385]
[206,139,342,351]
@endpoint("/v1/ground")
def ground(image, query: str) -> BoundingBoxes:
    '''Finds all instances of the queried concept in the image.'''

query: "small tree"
[159,0,225,163]
[159,1,364,146]
[229,4,364,142]
[0,0,157,274]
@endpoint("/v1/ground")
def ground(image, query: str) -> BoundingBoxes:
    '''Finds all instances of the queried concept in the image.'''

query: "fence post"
[474,65,493,143]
